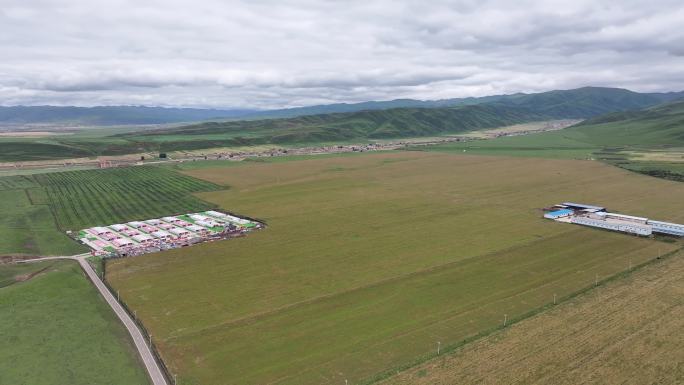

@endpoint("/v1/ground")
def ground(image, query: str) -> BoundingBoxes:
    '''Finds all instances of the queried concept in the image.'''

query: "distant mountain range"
[3,86,684,162]
[0,106,255,126]
[2,87,684,126]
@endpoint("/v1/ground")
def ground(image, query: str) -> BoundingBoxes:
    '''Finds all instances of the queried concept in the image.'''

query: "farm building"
[205,210,228,218]
[91,226,111,235]
[649,220,684,237]
[73,210,261,257]
[169,228,192,237]
[162,216,184,224]
[157,222,176,230]
[151,230,174,239]
[186,224,207,233]
[132,234,153,243]
[190,214,210,221]
[599,212,648,224]
[110,224,129,232]
[571,216,652,236]
[112,238,135,248]
[195,219,221,228]
[561,202,606,212]
[544,209,573,219]
[544,202,683,237]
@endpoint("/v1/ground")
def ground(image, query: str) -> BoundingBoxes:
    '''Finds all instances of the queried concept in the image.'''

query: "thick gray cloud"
[1,0,684,108]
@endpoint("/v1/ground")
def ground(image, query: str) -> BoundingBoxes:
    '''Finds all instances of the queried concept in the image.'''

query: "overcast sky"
[2,0,684,109]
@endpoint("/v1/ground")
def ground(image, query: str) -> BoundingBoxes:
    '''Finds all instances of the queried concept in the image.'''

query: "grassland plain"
[0,176,84,256]
[0,165,223,256]
[382,249,684,385]
[0,260,150,385]
[32,166,221,231]
[106,152,684,385]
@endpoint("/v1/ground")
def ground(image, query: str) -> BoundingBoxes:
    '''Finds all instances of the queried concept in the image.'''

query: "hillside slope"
[126,87,683,149]
[568,100,684,147]
[129,104,545,145]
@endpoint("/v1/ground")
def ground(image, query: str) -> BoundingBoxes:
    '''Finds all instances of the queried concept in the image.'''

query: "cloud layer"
[2,0,684,108]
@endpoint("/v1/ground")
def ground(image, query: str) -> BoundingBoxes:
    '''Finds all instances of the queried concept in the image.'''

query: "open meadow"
[0,176,84,256]
[106,151,684,385]
[0,166,222,256]
[383,248,684,385]
[0,260,150,385]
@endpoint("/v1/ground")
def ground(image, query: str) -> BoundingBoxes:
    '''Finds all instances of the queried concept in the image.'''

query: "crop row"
[0,175,38,191]
[33,166,222,230]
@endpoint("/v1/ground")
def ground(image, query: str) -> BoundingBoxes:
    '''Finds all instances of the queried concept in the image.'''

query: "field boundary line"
[357,246,683,385]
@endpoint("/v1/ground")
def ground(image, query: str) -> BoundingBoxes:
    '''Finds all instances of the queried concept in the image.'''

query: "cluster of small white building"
[75,210,261,257]
[544,202,684,237]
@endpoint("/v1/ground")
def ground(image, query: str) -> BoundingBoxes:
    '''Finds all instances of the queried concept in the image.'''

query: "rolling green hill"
[126,103,546,144]
[422,100,684,182]
[124,87,684,147]
[2,87,683,162]
[569,100,684,146]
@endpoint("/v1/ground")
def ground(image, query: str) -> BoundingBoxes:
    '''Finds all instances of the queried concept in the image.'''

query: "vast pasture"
[0,260,150,385]
[0,166,223,256]
[106,152,684,385]
[33,166,221,230]
[0,177,84,256]
[384,249,684,385]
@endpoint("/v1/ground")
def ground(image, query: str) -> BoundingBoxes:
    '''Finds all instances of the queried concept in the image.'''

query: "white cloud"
[1,0,684,108]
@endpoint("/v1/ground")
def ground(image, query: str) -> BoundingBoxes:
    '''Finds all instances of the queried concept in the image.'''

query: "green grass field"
[106,151,684,385]
[0,177,85,256]
[0,165,224,256]
[0,260,150,385]
[32,166,222,231]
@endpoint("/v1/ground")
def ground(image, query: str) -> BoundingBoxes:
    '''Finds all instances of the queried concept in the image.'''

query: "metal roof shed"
[562,202,606,211]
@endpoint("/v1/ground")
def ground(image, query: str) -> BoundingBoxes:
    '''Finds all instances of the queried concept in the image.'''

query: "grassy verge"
[0,260,150,385]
